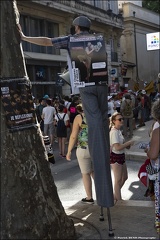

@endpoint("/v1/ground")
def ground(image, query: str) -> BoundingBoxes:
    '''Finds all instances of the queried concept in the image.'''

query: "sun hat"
[108,96,112,100]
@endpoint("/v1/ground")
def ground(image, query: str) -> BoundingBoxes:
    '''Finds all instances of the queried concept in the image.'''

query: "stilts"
[99,207,114,237]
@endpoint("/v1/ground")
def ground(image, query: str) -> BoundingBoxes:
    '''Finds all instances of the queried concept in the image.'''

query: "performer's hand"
[66,152,71,161]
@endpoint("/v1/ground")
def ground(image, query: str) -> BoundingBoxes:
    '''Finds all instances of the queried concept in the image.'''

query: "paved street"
[50,145,150,204]
[48,120,159,239]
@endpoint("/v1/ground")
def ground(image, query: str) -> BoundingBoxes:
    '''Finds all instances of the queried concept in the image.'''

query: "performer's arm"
[18,24,53,46]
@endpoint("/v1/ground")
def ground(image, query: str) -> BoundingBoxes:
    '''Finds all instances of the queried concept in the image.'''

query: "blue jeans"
[80,86,114,207]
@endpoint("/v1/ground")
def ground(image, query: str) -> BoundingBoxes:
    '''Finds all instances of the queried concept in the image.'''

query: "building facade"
[119,2,159,88]
[118,0,142,9]
[17,0,124,98]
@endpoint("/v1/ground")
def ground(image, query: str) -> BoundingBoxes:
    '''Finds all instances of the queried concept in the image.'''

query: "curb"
[62,200,154,209]
[125,152,147,161]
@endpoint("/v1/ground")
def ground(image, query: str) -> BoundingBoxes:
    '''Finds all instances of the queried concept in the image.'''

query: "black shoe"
[81,198,94,204]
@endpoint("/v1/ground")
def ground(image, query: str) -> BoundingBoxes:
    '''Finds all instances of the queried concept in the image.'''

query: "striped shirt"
[51,36,70,49]
[51,32,89,49]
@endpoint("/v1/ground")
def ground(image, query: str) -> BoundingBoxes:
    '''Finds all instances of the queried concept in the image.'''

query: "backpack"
[56,113,67,137]
[123,100,132,116]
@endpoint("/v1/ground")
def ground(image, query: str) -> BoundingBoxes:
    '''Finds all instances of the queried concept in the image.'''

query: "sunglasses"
[116,118,124,121]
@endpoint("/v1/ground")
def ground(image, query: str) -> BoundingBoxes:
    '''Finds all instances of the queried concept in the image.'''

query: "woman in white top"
[109,112,134,201]
[108,96,116,118]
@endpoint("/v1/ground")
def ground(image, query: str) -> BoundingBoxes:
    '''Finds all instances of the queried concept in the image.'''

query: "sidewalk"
[63,200,157,239]
[125,119,154,161]
[61,119,158,239]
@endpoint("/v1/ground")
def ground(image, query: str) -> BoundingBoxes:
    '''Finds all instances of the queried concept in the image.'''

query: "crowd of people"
[34,87,159,148]
[34,90,160,233]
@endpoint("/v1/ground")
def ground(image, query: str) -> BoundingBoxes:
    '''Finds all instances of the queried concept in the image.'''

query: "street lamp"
[133,11,139,82]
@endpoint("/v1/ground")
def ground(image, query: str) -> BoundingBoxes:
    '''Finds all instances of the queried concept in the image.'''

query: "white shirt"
[42,106,56,124]
[153,121,160,131]
[114,100,121,108]
[110,127,124,154]
[64,101,71,109]
[108,101,115,115]
[55,112,69,125]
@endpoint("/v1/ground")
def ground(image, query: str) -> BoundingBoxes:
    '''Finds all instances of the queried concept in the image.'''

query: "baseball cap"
[43,94,49,99]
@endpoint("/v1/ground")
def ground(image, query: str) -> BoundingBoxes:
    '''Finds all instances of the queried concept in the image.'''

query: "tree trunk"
[0,1,76,239]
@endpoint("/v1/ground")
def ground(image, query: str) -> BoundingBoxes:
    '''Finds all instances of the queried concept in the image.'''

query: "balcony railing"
[111,52,118,62]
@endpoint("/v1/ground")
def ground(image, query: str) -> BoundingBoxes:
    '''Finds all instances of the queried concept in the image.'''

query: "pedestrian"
[42,98,56,146]
[63,95,71,110]
[66,104,94,204]
[137,91,146,127]
[108,95,116,118]
[120,94,134,138]
[112,94,121,113]
[146,99,160,234]
[68,96,79,131]
[109,112,134,202]
[35,98,46,133]
[54,105,69,158]
[141,90,151,122]
[18,15,114,208]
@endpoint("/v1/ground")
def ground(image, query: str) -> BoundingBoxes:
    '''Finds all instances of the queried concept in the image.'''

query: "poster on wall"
[146,32,160,51]
[69,33,108,87]
[110,83,118,93]
[0,77,36,132]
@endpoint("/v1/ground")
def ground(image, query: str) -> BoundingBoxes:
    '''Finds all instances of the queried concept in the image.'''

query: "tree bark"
[0,1,75,239]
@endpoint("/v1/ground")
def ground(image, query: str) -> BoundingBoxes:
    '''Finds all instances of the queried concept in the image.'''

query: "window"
[30,18,45,53]
[46,21,59,54]
[90,0,102,9]
[111,39,118,62]
[107,0,111,9]
[20,15,30,51]
[20,15,59,55]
